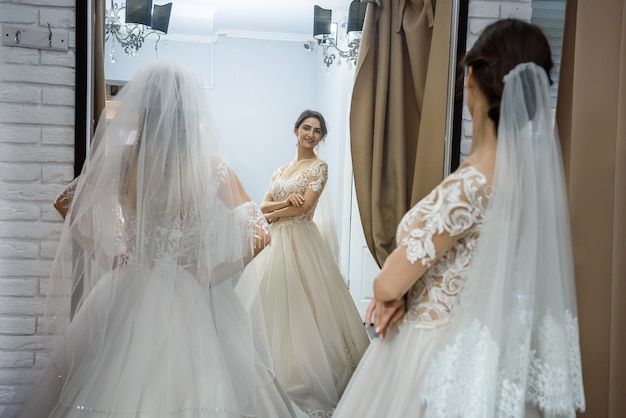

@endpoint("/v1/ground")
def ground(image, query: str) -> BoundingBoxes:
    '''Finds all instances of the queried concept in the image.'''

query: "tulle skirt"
[235,220,370,418]
[20,263,295,418]
[334,322,552,418]
[332,323,441,418]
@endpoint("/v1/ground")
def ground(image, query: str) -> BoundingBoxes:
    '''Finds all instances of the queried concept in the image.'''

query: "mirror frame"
[448,0,468,175]
[75,0,89,178]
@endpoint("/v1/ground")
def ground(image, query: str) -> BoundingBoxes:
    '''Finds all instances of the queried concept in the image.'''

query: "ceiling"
[161,0,353,39]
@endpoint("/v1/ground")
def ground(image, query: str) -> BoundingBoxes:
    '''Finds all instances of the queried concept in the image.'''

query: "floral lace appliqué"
[526,310,585,414]
[397,166,490,266]
[398,167,492,328]
[306,408,334,418]
[237,200,270,255]
[271,160,328,223]
[419,310,585,418]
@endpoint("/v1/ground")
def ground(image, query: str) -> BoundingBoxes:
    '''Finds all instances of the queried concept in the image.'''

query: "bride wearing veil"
[334,19,585,417]
[16,61,295,417]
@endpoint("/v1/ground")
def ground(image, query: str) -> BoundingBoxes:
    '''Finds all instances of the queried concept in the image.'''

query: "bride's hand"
[286,193,304,208]
[365,297,406,340]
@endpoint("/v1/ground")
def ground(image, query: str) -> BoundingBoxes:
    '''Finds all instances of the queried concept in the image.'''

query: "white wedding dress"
[13,61,296,418]
[335,63,585,418]
[236,159,370,418]
[19,182,296,418]
[333,165,493,417]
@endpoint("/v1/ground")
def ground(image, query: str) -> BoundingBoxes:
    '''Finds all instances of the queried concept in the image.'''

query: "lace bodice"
[126,201,262,269]
[270,159,327,224]
[80,161,267,286]
[397,166,492,328]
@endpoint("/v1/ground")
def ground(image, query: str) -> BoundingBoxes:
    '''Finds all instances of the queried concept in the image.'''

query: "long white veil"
[419,63,585,417]
[19,61,275,417]
[313,145,341,265]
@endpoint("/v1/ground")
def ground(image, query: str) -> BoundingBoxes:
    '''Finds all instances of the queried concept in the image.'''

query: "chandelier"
[313,0,367,70]
[105,0,173,63]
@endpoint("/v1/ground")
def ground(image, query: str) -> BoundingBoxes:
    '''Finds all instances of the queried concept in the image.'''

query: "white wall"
[207,36,323,205]
[103,35,353,210]
[209,36,355,267]
[0,1,76,416]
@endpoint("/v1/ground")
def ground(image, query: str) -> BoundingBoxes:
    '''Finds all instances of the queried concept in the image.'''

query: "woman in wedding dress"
[15,61,295,418]
[333,19,585,418]
[235,110,370,418]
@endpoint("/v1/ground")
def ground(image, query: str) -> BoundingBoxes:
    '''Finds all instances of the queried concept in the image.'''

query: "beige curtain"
[556,0,626,416]
[350,0,450,266]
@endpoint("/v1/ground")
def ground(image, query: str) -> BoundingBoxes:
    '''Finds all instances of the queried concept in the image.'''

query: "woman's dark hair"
[462,19,553,129]
[294,109,328,140]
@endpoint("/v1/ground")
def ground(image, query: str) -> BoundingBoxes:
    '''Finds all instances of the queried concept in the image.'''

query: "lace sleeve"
[374,168,491,301]
[237,201,270,260]
[64,163,136,271]
[208,201,270,285]
[306,160,328,193]
[397,167,491,267]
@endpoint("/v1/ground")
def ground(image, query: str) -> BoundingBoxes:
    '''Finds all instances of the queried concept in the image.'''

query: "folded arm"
[265,187,319,222]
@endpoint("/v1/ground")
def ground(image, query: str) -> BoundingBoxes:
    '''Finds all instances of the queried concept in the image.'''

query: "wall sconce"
[313,0,367,70]
[105,0,173,63]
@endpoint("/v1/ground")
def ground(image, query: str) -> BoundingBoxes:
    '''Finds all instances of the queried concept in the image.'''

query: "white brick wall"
[0,0,75,415]
[461,0,533,160]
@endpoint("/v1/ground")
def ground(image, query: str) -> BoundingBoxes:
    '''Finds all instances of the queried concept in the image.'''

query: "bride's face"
[294,117,323,150]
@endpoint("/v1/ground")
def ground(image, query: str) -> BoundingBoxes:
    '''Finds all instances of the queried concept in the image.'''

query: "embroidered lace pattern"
[111,161,266,286]
[526,310,585,414]
[341,338,357,371]
[396,166,492,328]
[419,311,585,417]
[271,160,328,223]
[306,408,334,418]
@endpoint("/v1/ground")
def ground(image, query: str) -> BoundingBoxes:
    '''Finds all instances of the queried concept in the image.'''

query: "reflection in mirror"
[459,0,567,164]
[105,81,125,120]
[531,0,567,109]
[104,1,353,202]
[102,1,361,283]
[97,1,569,319]
[96,1,484,318]
[105,0,173,62]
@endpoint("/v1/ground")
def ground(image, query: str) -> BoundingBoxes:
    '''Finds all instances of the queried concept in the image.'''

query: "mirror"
[457,0,567,164]
[97,0,363,290]
[90,0,469,317]
[86,1,568,317]
[98,0,567,216]
[103,0,355,205]
[531,0,567,110]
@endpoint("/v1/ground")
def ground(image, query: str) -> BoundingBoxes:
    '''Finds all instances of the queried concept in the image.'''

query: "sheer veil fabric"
[312,148,341,265]
[419,63,585,417]
[17,61,294,417]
